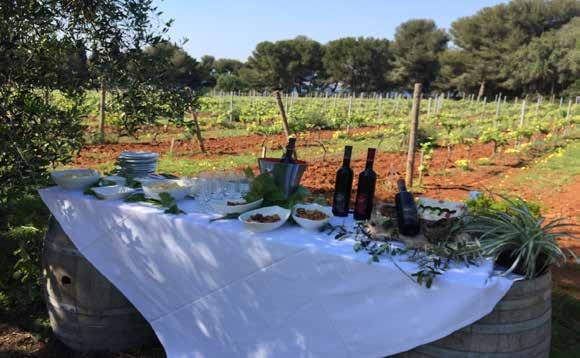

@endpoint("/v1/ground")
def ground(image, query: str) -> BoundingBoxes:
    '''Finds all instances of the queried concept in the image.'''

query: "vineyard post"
[98,80,106,143]
[405,83,422,188]
[347,94,353,119]
[519,100,526,127]
[559,97,563,112]
[229,91,234,121]
[482,97,487,114]
[535,96,541,118]
[191,111,206,153]
[378,93,383,120]
[566,99,573,121]
[285,93,289,115]
[427,97,432,117]
[495,93,501,121]
[274,90,291,139]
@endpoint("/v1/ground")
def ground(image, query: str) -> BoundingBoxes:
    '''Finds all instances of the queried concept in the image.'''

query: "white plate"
[142,179,192,201]
[92,186,135,200]
[239,206,291,232]
[51,169,100,190]
[210,198,263,215]
[292,203,333,230]
[417,197,466,221]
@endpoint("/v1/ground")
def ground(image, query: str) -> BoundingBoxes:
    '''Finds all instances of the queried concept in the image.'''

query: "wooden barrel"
[393,272,552,357]
[42,217,157,352]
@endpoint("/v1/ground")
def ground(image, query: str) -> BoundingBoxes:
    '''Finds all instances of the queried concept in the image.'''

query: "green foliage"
[323,37,392,92]
[454,159,471,171]
[464,196,575,278]
[449,0,579,96]
[246,36,324,91]
[243,172,310,209]
[0,195,49,310]
[390,19,448,91]
[466,193,541,218]
[0,0,173,310]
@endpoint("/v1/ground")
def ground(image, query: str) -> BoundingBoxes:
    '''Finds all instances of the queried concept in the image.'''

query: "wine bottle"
[280,137,296,163]
[332,145,354,217]
[353,148,377,221]
[395,179,420,236]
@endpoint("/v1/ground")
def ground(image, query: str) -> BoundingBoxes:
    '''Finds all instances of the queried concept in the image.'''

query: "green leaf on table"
[243,172,310,209]
[158,192,175,207]
[125,193,147,203]
[243,167,255,180]
[125,176,142,189]
[84,187,97,197]
[165,204,185,215]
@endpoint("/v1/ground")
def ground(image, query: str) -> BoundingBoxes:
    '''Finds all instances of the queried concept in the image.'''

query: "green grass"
[514,141,580,190]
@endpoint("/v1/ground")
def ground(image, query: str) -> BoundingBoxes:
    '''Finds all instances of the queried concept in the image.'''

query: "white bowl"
[239,206,291,233]
[142,179,192,201]
[184,178,201,197]
[101,175,127,186]
[92,185,135,200]
[51,169,100,190]
[210,198,263,215]
[292,203,333,230]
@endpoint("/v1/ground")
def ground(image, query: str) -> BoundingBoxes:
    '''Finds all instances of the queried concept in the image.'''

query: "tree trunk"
[274,90,291,139]
[191,111,206,153]
[405,83,422,188]
[477,81,485,102]
[98,80,106,143]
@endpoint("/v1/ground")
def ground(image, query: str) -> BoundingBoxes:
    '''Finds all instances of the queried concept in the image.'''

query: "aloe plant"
[464,197,576,279]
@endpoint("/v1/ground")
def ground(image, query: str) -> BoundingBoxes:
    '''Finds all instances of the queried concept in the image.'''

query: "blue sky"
[158,0,508,61]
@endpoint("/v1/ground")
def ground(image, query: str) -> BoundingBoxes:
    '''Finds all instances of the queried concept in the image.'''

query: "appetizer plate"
[142,179,192,201]
[239,206,290,233]
[417,197,466,220]
[51,169,100,190]
[210,198,263,215]
[292,203,334,230]
[92,185,135,201]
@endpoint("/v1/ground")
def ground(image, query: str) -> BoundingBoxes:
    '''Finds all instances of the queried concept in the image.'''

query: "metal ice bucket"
[258,158,307,197]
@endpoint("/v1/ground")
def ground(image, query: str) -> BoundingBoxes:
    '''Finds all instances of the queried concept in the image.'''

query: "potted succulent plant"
[464,196,576,278]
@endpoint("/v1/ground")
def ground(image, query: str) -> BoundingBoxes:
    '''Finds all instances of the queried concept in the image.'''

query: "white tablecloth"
[39,187,513,358]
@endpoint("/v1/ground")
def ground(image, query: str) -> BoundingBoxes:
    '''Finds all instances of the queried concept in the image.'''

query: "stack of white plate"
[116,151,158,178]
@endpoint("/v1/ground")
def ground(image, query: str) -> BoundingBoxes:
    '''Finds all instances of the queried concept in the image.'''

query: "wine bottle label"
[355,194,368,214]
[334,193,346,209]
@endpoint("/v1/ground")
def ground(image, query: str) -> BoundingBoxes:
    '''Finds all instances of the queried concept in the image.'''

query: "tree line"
[197,0,579,98]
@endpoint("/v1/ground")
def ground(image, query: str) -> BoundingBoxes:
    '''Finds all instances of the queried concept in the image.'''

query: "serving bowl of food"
[292,203,333,230]
[51,169,101,190]
[239,206,291,232]
[92,185,135,201]
[210,198,263,215]
[142,179,192,201]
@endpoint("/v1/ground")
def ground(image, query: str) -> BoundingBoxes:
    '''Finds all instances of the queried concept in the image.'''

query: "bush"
[0,195,49,311]
[477,157,493,166]
[454,159,471,171]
